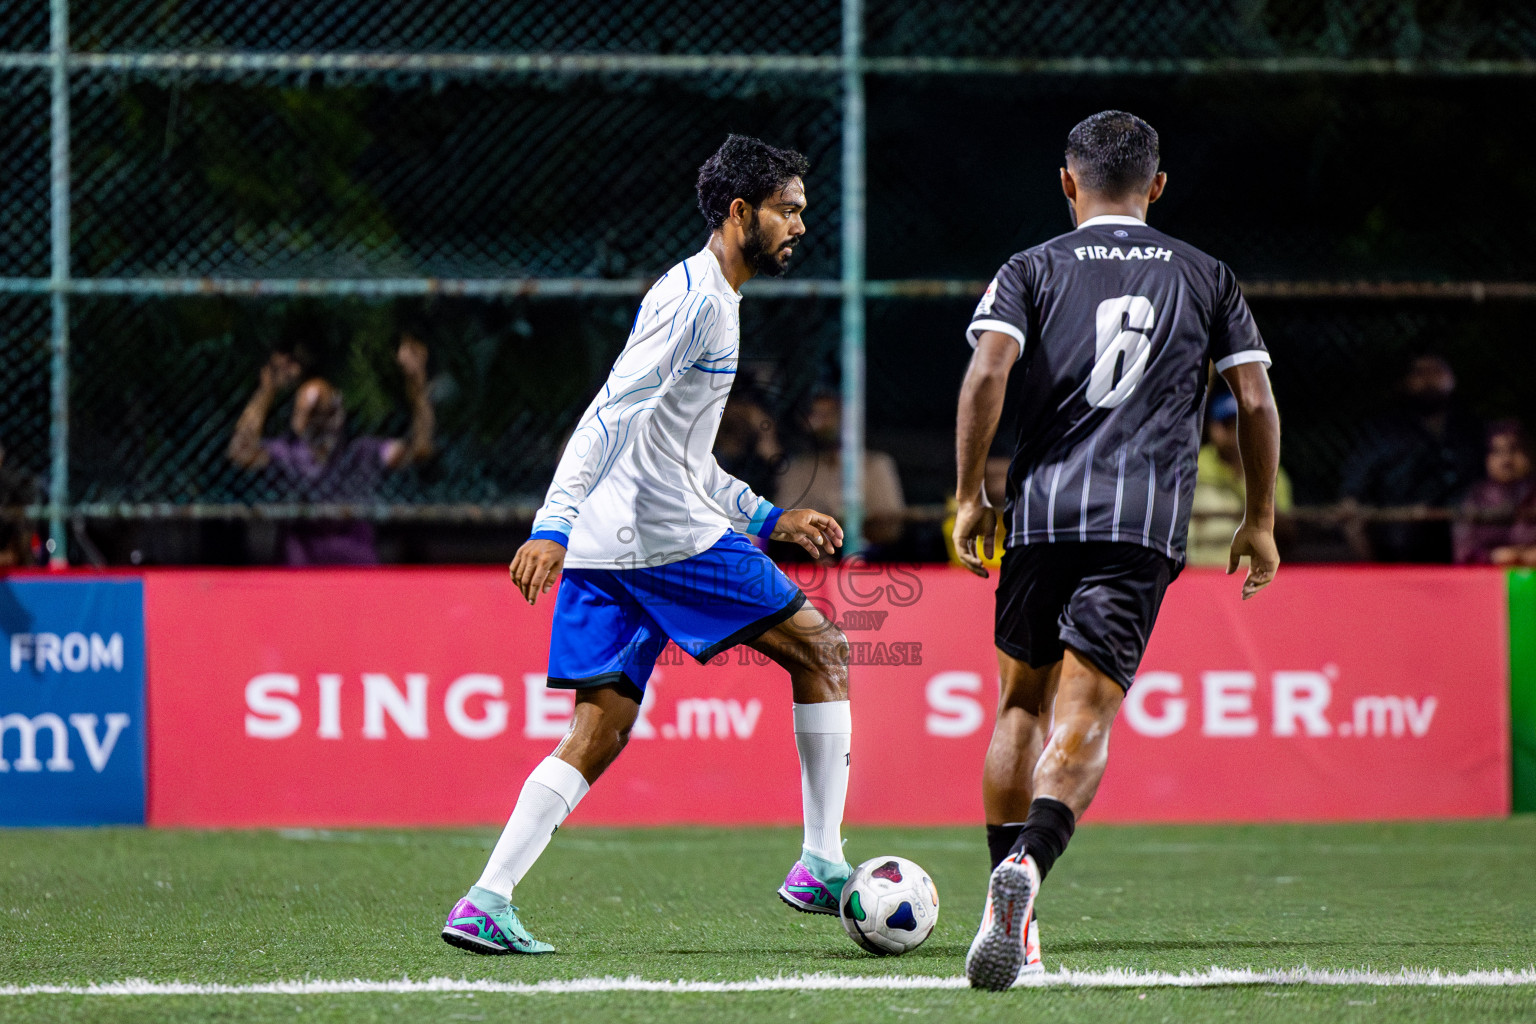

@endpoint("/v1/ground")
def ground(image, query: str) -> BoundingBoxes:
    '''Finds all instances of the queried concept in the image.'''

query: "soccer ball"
[838,855,939,955]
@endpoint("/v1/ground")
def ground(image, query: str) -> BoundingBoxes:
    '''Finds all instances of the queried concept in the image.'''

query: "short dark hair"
[1065,111,1160,198]
[696,134,809,231]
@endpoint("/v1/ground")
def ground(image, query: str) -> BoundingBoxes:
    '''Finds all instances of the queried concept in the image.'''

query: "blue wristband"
[749,503,784,539]
[528,530,569,548]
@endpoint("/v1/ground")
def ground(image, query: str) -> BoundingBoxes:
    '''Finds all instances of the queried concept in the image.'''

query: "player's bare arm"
[770,507,844,559]
[1221,359,1281,599]
[952,331,1018,577]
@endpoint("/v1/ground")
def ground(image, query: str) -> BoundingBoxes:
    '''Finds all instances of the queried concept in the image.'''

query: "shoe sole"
[776,885,840,916]
[966,861,1036,991]
[442,926,513,955]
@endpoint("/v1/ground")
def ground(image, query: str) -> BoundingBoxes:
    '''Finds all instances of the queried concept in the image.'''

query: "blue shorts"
[546,530,805,701]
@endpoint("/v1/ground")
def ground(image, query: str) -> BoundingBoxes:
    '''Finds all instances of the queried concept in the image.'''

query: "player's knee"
[1043,709,1113,765]
[814,624,850,695]
[790,623,848,700]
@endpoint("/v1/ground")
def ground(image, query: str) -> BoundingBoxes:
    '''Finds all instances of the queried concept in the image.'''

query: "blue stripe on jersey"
[612,369,665,403]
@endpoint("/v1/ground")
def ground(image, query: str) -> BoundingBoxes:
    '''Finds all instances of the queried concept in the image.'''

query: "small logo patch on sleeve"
[974,278,999,316]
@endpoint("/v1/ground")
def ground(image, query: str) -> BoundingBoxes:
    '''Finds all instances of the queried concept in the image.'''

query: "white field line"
[2,968,1536,997]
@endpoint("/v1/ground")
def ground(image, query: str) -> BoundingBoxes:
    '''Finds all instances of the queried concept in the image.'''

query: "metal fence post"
[47,0,71,567]
[840,0,866,557]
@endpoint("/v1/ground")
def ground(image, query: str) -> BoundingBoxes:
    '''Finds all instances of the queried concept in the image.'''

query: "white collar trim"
[1076,214,1147,229]
[698,245,744,299]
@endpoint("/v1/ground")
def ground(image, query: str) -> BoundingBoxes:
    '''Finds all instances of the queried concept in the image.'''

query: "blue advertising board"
[0,578,146,825]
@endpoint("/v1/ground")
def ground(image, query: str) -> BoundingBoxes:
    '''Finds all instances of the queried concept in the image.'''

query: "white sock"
[475,756,590,895]
[793,700,852,864]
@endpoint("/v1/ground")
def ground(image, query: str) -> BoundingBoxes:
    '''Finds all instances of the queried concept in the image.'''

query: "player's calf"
[753,607,854,914]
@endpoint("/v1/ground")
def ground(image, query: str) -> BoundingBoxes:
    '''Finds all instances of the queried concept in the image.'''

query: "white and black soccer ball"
[838,855,939,955]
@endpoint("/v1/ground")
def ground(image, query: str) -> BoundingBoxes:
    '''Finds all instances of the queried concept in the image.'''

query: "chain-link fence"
[3,1,1535,565]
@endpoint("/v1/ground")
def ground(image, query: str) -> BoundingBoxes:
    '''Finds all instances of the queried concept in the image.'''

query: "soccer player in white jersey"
[442,135,856,955]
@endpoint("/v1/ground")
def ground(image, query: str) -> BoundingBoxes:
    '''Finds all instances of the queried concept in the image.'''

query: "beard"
[743,211,796,277]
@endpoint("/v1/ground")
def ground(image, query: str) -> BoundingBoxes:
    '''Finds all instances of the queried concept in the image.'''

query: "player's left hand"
[1227,520,1279,600]
[509,538,566,605]
[952,499,999,578]
[772,508,844,559]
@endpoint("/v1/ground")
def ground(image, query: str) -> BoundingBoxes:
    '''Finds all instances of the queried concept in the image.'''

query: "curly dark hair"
[696,134,809,231]
[1065,110,1160,198]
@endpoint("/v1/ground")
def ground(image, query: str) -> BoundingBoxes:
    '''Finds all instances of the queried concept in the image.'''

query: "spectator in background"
[774,391,906,556]
[227,335,436,565]
[714,389,785,500]
[1454,420,1536,566]
[1338,353,1482,562]
[1187,392,1294,567]
[0,439,38,567]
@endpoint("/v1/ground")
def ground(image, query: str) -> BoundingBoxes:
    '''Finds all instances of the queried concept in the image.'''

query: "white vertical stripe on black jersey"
[1046,462,1064,542]
[1142,459,1157,549]
[1020,469,1033,541]
[1079,437,1095,541]
[1112,449,1126,543]
[1166,464,1183,559]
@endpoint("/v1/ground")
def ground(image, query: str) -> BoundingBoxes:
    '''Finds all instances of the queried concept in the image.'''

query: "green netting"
[1,1,1534,563]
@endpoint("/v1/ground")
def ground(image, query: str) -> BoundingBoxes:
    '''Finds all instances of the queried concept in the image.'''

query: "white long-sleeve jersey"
[529,246,781,570]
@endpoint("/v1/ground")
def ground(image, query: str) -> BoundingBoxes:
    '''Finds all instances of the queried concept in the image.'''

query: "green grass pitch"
[2,818,1534,1022]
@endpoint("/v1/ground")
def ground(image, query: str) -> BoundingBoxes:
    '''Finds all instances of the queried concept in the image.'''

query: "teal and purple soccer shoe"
[441,895,554,955]
[777,852,852,916]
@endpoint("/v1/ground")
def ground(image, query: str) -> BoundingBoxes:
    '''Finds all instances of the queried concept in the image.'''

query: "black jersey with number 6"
[967,214,1269,564]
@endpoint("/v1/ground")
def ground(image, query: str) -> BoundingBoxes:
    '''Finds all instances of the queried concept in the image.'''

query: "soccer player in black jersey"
[953,111,1282,990]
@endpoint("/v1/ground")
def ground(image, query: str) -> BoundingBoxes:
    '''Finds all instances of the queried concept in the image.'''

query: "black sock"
[1008,797,1076,880]
[986,823,1025,872]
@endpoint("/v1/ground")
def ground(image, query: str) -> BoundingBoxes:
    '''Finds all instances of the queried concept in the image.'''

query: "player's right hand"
[510,539,566,606]
[952,499,998,578]
[1227,521,1279,600]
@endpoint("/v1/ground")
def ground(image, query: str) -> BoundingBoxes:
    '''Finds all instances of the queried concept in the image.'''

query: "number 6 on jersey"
[1087,294,1156,408]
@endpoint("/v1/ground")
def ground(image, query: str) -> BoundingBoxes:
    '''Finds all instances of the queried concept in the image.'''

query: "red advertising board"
[143,565,1509,827]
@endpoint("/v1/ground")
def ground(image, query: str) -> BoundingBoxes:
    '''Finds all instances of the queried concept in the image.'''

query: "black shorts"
[994,541,1181,692]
